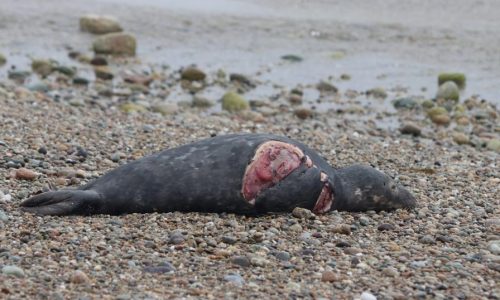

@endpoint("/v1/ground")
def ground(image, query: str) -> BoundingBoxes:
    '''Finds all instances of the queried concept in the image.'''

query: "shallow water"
[0,0,498,104]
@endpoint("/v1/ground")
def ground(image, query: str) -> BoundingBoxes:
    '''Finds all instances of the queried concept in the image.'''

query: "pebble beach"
[0,0,499,299]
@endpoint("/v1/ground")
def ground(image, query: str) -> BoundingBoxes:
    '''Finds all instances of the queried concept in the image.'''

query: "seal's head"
[332,165,416,212]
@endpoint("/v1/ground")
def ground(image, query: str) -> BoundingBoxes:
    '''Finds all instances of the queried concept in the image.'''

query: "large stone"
[181,67,206,81]
[80,15,123,34]
[0,53,6,66]
[31,59,53,77]
[93,33,136,56]
[436,81,459,101]
[221,92,249,112]
[438,73,466,89]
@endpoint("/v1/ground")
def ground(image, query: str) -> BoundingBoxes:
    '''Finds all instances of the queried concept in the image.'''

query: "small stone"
[80,15,123,34]
[427,106,450,125]
[142,124,155,133]
[487,241,500,255]
[192,96,214,108]
[181,67,206,81]
[119,102,146,113]
[73,77,90,85]
[340,73,351,80]
[250,256,269,267]
[436,81,459,101]
[294,108,313,119]
[399,122,421,136]
[377,223,395,231]
[292,207,314,219]
[231,256,251,267]
[275,251,290,261]
[360,291,377,300]
[359,217,370,226]
[222,235,237,245]
[93,33,136,56]
[221,92,249,112]
[321,271,337,282]
[151,103,178,115]
[94,66,114,80]
[143,262,176,273]
[168,232,185,245]
[124,75,153,85]
[331,224,351,235]
[393,97,418,109]
[69,98,85,107]
[54,66,76,77]
[70,270,89,284]
[90,56,108,66]
[2,265,25,278]
[0,53,6,65]
[316,81,338,93]
[37,146,48,155]
[452,132,469,145]
[382,267,399,277]
[288,93,302,105]
[366,87,387,99]
[419,235,436,244]
[0,209,8,222]
[486,139,500,153]
[229,73,254,87]
[13,168,37,180]
[455,115,470,126]
[223,274,245,286]
[431,114,451,125]
[8,70,31,82]
[31,59,53,77]
[289,223,303,232]
[335,240,351,248]
[281,54,303,62]
[438,73,466,89]
[110,152,122,162]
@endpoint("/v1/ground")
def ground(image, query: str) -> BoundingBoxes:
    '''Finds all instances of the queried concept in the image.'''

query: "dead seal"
[20,133,416,215]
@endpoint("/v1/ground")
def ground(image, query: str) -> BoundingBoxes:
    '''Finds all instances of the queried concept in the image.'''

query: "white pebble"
[360,291,377,300]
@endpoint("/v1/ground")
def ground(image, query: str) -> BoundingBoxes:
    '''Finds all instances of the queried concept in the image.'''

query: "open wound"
[241,141,333,214]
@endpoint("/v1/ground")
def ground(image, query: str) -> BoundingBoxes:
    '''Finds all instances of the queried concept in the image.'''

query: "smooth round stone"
[360,291,377,300]
[276,251,291,261]
[2,265,25,278]
[231,256,251,268]
[487,241,500,255]
[0,209,8,222]
[223,274,245,286]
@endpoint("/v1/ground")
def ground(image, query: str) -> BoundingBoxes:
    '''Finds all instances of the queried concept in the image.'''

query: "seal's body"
[21,134,416,216]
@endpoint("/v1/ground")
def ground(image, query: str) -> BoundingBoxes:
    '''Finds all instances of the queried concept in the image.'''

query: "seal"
[20,133,416,216]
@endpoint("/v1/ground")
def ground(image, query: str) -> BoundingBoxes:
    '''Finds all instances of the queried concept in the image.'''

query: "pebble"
[360,291,377,300]
[2,265,25,278]
[38,146,48,154]
[294,108,313,119]
[70,270,90,284]
[222,235,237,245]
[289,223,303,232]
[436,81,460,101]
[221,92,249,112]
[12,168,37,180]
[0,209,8,222]
[231,256,251,268]
[80,15,123,34]
[292,207,315,219]
[275,251,291,261]
[321,271,337,282]
[377,223,395,231]
[452,132,469,145]
[399,122,421,136]
[93,33,137,56]
[487,241,500,255]
[331,224,351,235]
[168,232,185,245]
[110,152,122,162]
[382,267,399,277]
[419,235,436,244]
[316,81,338,93]
[143,262,176,273]
[223,274,245,286]
[181,67,206,81]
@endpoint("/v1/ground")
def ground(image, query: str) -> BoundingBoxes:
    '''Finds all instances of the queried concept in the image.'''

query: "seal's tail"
[20,190,102,216]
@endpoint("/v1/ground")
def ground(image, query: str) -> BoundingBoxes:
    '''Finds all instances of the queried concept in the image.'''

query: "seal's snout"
[332,165,417,212]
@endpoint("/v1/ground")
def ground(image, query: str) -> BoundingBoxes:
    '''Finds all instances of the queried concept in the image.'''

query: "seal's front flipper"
[20,190,102,216]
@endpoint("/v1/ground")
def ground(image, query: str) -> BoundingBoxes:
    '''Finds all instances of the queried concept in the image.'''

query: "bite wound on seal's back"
[241,141,312,204]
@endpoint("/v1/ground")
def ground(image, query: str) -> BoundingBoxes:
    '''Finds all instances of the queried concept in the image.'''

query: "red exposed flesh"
[313,173,333,214]
[242,141,305,202]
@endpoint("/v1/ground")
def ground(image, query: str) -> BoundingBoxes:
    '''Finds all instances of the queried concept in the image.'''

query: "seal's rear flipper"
[20,190,102,216]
